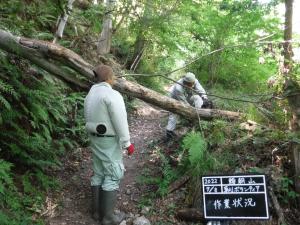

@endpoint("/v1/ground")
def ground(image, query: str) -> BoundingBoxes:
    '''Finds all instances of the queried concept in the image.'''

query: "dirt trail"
[45,101,300,225]
[46,102,184,225]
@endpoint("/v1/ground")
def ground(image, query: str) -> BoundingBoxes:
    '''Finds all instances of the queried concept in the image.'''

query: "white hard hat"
[183,72,196,83]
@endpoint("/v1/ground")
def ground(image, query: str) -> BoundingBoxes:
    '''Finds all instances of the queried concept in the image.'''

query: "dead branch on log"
[258,166,287,224]
[269,186,286,225]
[0,29,242,121]
[176,208,205,222]
[168,174,190,194]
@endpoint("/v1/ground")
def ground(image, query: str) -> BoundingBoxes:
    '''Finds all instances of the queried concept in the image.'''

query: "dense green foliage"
[112,0,281,94]
[0,53,86,224]
[0,1,87,223]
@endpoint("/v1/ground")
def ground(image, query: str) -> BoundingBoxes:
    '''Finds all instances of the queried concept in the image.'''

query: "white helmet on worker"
[183,72,196,83]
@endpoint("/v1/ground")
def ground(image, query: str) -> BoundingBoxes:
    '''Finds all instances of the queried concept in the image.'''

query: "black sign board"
[202,175,269,220]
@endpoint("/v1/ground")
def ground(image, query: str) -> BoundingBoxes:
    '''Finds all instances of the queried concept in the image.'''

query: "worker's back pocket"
[105,161,125,181]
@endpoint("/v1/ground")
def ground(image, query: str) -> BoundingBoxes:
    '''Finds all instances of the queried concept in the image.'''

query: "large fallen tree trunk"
[0,29,241,120]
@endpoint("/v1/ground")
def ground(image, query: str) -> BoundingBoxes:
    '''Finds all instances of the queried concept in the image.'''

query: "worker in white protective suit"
[166,72,209,140]
[84,65,134,225]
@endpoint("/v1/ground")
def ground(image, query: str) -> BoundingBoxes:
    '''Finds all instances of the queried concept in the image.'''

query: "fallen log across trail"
[0,29,241,121]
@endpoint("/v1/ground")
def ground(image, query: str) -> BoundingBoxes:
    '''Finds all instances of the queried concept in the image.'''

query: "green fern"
[29,103,49,123]
[0,79,18,99]
[0,160,14,194]
[207,120,226,146]
[0,2,88,224]
[0,95,11,110]
[183,132,216,176]
[157,150,178,196]
[182,131,207,166]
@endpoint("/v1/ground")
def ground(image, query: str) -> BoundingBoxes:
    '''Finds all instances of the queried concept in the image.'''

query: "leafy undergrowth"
[136,117,300,225]
[227,128,300,224]
[0,54,87,224]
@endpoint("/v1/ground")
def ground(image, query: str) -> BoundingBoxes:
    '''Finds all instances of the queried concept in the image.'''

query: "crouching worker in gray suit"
[166,72,210,140]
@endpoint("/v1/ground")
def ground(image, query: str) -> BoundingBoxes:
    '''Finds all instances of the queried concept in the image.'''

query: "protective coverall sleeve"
[173,85,189,104]
[194,80,207,98]
[106,94,131,148]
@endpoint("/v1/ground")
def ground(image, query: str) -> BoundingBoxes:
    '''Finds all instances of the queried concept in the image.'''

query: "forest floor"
[45,101,299,225]
[45,101,192,225]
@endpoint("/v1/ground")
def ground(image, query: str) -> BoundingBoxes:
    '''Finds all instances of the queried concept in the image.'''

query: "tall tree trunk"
[283,0,293,71]
[283,0,300,194]
[208,39,223,87]
[129,34,146,71]
[0,29,241,121]
[53,0,76,43]
[127,0,179,71]
[97,0,116,55]
[127,0,152,70]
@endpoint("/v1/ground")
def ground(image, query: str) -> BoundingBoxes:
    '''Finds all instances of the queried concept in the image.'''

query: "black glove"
[202,98,213,109]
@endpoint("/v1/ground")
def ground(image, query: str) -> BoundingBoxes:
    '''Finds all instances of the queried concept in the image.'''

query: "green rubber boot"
[101,190,125,225]
[91,185,102,221]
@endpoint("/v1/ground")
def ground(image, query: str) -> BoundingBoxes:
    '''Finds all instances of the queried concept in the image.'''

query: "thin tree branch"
[120,73,272,104]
